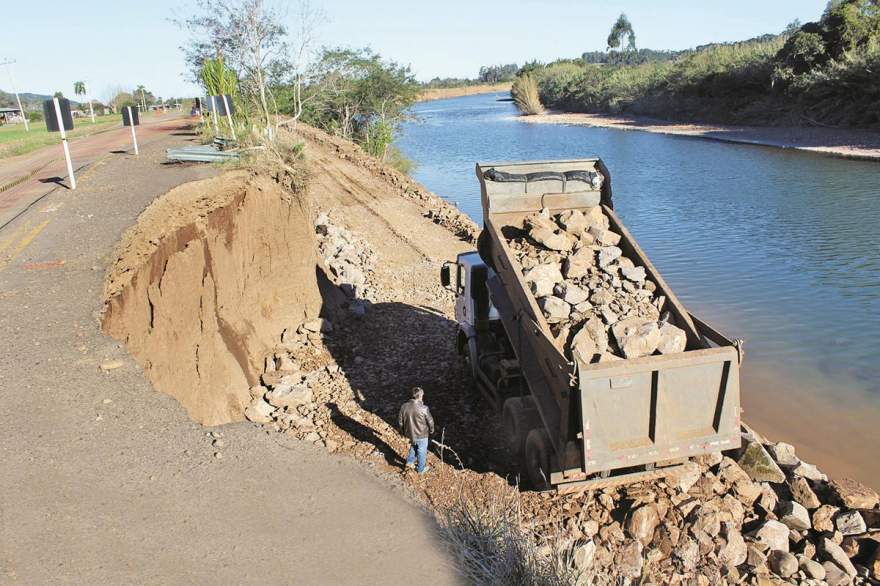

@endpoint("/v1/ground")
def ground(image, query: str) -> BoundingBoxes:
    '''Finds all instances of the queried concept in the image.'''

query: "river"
[396,92,880,488]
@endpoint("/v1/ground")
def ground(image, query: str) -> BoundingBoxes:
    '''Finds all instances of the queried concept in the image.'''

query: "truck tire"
[502,398,528,457]
[524,428,553,491]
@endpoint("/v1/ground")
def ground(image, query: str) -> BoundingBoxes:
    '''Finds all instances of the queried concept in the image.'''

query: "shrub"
[511,74,544,115]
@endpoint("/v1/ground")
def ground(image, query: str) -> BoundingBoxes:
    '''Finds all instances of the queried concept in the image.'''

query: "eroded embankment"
[102,171,325,425]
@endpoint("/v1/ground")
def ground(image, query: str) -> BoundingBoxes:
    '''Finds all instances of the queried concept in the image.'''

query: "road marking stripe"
[0,219,51,271]
[0,220,32,255]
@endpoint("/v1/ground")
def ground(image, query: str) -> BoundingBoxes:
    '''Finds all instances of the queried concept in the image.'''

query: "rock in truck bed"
[507,206,687,364]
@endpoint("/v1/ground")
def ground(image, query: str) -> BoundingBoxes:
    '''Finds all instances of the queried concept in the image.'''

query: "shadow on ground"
[323,299,517,480]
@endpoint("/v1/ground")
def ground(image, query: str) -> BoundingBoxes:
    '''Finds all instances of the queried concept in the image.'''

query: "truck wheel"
[502,398,528,457]
[524,428,553,491]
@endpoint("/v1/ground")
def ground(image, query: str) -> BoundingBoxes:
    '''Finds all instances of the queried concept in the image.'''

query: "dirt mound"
[102,172,324,425]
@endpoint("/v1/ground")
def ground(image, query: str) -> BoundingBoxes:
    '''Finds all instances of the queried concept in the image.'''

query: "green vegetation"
[523,0,880,127]
[0,114,122,159]
[294,47,419,168]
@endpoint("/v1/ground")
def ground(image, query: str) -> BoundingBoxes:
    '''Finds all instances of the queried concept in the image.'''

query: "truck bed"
[477,159,742,487]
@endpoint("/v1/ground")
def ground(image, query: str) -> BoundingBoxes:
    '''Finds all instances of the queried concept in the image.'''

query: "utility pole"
[1,59,29,132]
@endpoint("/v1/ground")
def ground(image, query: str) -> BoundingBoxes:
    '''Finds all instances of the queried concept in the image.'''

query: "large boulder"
[244,397,275,424]
[753,520,790,552]
[539,296,570,323]
[656,322,687,354]
[819,537,857,577]
[530,225,573,252]
[612,318,661,359]
[778,500,811,531]
[767,550,798,578]
[563,248,595,279]
[625,504,660,546]
[737,441,786,483]
[718,523,747,567]
[830,478,879,509]
[835,510,866,536]
[598,246,622,268]
[524,262,564,298]
[265,384,313,409]
[789,476,821,509]
[767,442,800,467]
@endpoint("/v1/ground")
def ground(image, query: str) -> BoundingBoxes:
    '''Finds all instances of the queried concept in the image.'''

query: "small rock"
[582,519,599,538]
[560,282,590,305]
[767,550,798,578]
[524,262,564,297]
[746,543,767,568]
[813,504,840,533]
[538,296,571,323]
[588,226,622,246]
[792,461,826,481]
[530,225,573,252]
[99,359,125,372]
[302,317,332,334]
[598,246,622,268]
[563,248,594,279]
[753,520,790,552]
[822,561,852,586]
[767,442,800,467]
[616,540,643,578]
[737,441,786,483]
[244,398,275,424]
[672,461,702,493]
[798,555,826,580]
[789,476,821,509]
[266,384,314,409]
[573,540,596,571]
[621,264,646,283]
[835,510,866,536]
[830,478,879,510]
[840,536,859,557]
[819,537,857,577]
[214,451,223,459]
[778,500,811,531]
[718,524,747,567]
[656,321,686,354]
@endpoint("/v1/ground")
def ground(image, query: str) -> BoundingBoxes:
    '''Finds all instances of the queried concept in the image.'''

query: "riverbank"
[418,82,511,102]
[521,111,880,162]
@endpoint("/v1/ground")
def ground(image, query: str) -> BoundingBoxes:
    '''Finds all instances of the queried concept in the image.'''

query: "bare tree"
[177,0,291,135]
[283,0,324,130]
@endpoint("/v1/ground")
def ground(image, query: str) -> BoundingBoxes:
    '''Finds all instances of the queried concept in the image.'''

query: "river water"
[396,93,880,487]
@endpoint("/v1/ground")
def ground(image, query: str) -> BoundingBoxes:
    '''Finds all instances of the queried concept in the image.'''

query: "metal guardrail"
[166,144,240,163]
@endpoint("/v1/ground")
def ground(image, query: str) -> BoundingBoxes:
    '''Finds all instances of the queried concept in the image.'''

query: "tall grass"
[511,74,545,116]
[439,484,584,585]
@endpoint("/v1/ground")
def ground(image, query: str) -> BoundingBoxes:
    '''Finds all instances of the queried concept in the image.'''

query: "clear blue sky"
[0,0,828,100]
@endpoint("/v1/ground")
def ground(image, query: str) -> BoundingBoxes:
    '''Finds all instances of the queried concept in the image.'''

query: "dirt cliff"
[102,171,325,425]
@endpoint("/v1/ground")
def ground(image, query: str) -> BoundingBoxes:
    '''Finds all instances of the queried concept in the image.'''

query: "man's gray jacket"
[398,399,434,440]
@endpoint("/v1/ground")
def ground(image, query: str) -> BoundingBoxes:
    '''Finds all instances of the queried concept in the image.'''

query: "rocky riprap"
[508,207,687,365]
[522,427,880,585]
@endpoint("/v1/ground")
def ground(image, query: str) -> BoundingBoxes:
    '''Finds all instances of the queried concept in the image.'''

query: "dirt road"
[0,127,460,583]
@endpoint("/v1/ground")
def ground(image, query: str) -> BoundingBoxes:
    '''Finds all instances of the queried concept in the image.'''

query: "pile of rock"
[508,207,687,363]
[524,426,880,585]
[315,211,376,315]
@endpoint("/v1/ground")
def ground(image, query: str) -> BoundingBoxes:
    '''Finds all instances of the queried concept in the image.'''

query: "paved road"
[0,113,192,230]
[0,126,460,584]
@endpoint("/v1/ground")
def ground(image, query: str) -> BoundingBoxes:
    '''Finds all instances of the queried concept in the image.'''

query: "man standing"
[398,387,434,473]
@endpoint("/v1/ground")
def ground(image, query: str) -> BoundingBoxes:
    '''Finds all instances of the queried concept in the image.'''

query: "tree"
[53,91,64,99]
[299,47,419,158]
[177,0,292,135]
[74,81,95,123]
[607,13,637,52]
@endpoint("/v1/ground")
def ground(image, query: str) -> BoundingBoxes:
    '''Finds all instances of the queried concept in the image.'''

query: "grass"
[0,114,123,159]
[511,74,544,116]
[440,483,584,585]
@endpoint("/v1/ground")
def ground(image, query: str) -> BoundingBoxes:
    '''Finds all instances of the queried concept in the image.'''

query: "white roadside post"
[209,96,218,135]
[52,97,76,190]
[1,59,29,132]
[88,98,95,123]
[221,94,236,141]
[126,106,139,155]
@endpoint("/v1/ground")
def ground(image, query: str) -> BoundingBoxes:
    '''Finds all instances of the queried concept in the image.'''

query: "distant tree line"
[514,1,880,128]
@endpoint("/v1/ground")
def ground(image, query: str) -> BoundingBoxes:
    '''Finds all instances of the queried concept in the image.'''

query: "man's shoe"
[417,466,430,474]
[405,462,415,469]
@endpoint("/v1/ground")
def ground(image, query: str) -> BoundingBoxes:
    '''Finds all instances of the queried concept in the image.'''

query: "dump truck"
[440,159,743,492]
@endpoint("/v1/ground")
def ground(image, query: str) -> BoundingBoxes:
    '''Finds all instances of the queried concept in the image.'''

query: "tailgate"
[578,347,741,474]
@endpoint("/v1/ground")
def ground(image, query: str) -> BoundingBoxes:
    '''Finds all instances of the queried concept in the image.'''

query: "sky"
[0,0,829,101]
